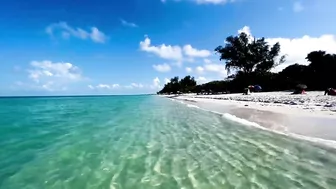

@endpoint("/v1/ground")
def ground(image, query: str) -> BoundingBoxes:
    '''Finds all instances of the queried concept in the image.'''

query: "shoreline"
[163,93,336,149]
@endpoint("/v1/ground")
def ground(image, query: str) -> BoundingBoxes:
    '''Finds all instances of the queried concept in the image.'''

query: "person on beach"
[243,88,250,95]
[325,88,336,96]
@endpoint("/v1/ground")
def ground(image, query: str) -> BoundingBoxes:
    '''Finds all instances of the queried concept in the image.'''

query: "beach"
[169,91,336,147]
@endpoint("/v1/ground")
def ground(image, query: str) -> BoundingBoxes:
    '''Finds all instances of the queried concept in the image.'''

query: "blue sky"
[1,0,336,95]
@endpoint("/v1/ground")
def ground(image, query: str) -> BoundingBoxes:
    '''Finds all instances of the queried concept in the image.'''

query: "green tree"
[306,51,336,89]
[214,32,286,74]
[170,76,180,93]
[179,75,196,93]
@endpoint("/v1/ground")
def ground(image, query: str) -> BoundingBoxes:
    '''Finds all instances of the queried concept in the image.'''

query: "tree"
[179,75,196,93]
[170,76,180,93]
[306,51,336,89]
[214,32,286,75]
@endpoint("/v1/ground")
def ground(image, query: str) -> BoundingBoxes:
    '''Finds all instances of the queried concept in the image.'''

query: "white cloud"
[112,84,120,88]
[238,26,251,36]
[22,60,85,91]
[183,45,211,58]
[46,22,108,43]
[153,63,171,72]
[120,19,138,28]
[140,36,183,61]
[150,77,162,89]
[130,83,143,88]
[293,1,304,12]
[185,67,193,73]
[96,84,111,89]
[204,63,227,77]
[204,59,212,64]
[236,26,336,72]
[196,76,208,84]
[90,27,108,43]
[196,66,205,74]
[28,61,83,82]
[88,84,120,90]
[164,78,170,84]
[191,62,227,78]
[139,36,211,66]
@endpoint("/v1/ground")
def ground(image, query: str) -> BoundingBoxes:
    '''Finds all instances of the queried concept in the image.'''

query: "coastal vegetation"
[158,32,336,94]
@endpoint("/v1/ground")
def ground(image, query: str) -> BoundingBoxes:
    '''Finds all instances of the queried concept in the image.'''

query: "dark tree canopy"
[158,75,197,94]
[214,32,286,74]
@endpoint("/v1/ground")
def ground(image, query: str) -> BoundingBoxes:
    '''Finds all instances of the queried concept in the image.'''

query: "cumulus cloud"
[185,67,193,73]
[140,36,211,66]
[183,45,211,58]
[236,26,336,72]
[140,36,183,61]
[164,78,170,84]
[22,60,85,91]
[196,66,205,74]
[120,19,138,28]
[132,83,144,88]
[28,61,83,82]
[96,84,111,89]
[196,76,208,84]
[46,22,108,43]
[87,78,166,92]
[204,63,227,77]
[153,63,171,72]
[203,59,212,64]
[88,84,120,90]
[193,63,227,78]
[150,77,162,89]
[238,26,252,36]
[112,84,120,88]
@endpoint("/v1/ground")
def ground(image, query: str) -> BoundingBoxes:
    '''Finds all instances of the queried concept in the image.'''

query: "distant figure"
[325,88,336,96]
[243,88,250,95]
[248,85,254,93]
[293,84,307,95]
[292,89,306,95]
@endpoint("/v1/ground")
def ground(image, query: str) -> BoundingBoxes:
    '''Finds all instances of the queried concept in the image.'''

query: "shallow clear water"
[1,96,336,189]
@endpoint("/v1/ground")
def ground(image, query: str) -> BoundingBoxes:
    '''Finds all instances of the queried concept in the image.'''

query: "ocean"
[1,95,336,189]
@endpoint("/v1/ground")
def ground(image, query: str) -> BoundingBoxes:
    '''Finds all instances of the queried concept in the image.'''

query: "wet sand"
[174,97,336,142]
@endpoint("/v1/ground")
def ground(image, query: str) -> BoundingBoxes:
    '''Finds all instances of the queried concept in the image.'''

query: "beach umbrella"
[254,85,262,91]
[248,85,254,89]
[296,84,307,90]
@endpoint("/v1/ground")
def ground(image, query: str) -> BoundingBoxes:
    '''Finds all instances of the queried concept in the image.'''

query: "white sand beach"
[179,91,336,116]
[166,91,336,147]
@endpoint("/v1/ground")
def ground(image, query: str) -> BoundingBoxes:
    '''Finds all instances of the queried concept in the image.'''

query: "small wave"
[187,104,200,109]
[175,99,336,149]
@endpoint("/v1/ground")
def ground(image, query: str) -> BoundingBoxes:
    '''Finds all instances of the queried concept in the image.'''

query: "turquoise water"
[1,96,336,189]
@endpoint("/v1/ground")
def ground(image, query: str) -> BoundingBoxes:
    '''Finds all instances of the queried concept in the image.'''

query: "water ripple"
[0,96,336,189]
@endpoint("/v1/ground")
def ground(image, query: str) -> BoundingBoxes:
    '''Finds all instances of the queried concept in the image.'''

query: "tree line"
[158,32,336,94]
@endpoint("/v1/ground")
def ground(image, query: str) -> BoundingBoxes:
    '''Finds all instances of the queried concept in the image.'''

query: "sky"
[1,0,336,96]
